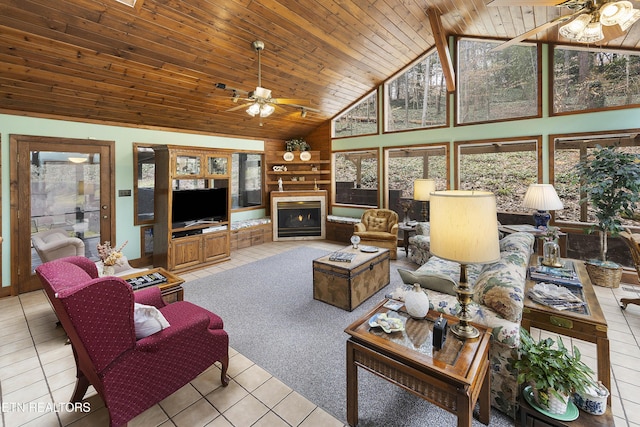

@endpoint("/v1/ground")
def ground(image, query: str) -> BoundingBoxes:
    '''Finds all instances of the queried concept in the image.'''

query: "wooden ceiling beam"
[428,8,455,93]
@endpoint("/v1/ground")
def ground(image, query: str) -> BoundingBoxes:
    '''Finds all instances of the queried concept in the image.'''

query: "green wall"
[0,114,264,288]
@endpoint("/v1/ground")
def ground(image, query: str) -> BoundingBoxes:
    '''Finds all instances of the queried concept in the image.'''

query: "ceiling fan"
[215,41,319,124]
[488,0,640,50]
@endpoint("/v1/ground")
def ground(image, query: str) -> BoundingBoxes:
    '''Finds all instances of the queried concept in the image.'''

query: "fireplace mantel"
[271,191,327,241]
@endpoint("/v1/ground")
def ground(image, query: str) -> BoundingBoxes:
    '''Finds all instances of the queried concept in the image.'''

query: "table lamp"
[413,179,436,221]
[522,184,564,229]
[429,190,500,339]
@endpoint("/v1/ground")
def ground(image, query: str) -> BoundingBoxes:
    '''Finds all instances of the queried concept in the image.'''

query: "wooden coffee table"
[120,267,185,303]
[523,256,610,405]
[345,300,491,427]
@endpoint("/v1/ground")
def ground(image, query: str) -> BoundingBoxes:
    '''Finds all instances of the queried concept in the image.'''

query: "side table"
[398,223,417,256]
[345,300,491,427]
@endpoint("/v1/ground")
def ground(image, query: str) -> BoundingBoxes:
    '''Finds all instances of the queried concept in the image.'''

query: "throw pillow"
[397,269,457,296]
[133,303,170,339]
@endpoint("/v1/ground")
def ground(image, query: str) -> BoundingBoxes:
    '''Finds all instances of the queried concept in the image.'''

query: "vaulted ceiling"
[1,0,639,141]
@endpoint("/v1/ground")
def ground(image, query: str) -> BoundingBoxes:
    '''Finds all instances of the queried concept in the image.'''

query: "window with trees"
[384,145,448,219]
[332,91,378,138]
[384,49,447,131]
[333,149,379,207]
[457,38,540,124]
[551,131,640,225]
[231,152,263,210]
[553,46,640,114]
[456,138,540,213]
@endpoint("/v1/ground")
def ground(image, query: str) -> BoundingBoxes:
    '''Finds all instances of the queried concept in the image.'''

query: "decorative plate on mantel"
[283,152,294,161]
[299,151,311,161]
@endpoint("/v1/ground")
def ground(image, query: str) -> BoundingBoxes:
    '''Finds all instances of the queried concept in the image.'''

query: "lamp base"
[532,210,551,229]
[450,322,480,339]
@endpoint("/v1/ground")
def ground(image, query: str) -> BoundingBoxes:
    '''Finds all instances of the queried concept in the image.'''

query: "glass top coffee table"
[344,300,492,427]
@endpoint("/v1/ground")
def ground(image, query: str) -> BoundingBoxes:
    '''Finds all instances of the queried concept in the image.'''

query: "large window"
[553,46,640,114]
[456,138,540,213]
[333,149,378,207]
[552,132,640,225]
[231,152,263,210]
[332,91,378,138]
[384,49,447,131]
[457,38,540,124]
[384,145,447,219]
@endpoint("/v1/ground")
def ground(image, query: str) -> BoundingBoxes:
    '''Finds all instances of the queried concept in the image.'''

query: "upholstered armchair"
[408,222,431,265]
[354,208,399,259]
[31,228,85,262]
[620,230,640,310]
[35,256,229,427]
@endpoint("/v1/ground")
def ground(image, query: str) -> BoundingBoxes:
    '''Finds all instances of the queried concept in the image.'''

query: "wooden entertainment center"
[153,145,231,271]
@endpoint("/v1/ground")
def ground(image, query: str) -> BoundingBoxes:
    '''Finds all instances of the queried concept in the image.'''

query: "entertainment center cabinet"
[153,145,231,271]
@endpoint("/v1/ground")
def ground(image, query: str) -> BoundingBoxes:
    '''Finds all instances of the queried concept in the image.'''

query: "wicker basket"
[585,261,622,288]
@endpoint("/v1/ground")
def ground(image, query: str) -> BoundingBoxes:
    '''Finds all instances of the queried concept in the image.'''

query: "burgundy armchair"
[35,256,229,427]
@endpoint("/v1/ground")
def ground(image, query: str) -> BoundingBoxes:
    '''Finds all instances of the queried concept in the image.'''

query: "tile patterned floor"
[1,240,640,426]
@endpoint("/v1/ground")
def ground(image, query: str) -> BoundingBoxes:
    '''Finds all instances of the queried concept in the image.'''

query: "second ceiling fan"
[216,41,319,123]
[489,0,640,50]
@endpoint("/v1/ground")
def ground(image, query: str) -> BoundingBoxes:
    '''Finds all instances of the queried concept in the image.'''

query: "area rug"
[184,247,515,426]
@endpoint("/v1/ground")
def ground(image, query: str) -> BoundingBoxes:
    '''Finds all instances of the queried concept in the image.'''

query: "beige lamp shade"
[413,179,436,201]
[429,190,500,265]
[522,184,564,211]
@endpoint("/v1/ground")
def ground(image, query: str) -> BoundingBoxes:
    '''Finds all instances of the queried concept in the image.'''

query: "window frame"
[454,136,542,214]
[383,47,449,133]
[550,43,640,117]
[455,36,542,126]
[331,89,379,139]
[332,148,380,208]
[231,150,264,212]
[133,143,155,225]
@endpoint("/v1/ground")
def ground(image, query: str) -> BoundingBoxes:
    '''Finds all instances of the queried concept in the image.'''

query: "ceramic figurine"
[404,283,430,319]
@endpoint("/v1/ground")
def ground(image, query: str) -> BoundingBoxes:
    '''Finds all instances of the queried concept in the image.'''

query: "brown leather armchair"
[354,209,399,259]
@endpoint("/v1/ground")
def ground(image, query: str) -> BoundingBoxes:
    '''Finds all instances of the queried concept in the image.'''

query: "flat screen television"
[171,187,228,227]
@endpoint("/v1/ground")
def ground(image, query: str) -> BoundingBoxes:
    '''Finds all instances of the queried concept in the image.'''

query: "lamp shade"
[413,179,436,201]
[429,190,500,265]
[522,184,564,211]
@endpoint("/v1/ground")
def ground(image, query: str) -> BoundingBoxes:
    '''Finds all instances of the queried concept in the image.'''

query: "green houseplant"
[512,328,595,414]
[285,138,310,152]
[576,145,640,287]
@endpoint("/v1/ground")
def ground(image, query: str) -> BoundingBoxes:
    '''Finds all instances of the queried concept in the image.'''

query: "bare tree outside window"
[333,150,378,207]
[332,91,378,138]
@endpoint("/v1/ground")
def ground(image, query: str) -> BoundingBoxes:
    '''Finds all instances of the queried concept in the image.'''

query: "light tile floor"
[1,240,640,426]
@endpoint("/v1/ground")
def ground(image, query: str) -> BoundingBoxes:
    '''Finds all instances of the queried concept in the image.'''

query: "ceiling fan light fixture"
[600,1,633,25]
[617,8,640,31]
[260,104,275,117]
[246,103,261,117]
[577,21,605,43]
[254,86,272,99]
[559,13,592,39]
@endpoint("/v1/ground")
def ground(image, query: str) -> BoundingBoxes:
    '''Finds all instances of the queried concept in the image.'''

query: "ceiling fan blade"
[225,103,251,112]
[601,24,626,42]
[270,98,312,105]
[487,0,577,6]
[491,12,578,51]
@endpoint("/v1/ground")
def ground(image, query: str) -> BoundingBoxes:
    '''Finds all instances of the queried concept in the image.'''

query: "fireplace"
[271,193,326,241]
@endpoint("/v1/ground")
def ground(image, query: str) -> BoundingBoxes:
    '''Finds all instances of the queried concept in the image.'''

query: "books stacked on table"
[329,251,357,263]
[125,272,168,290]
[528,282,585,311]
[529,259,582,288]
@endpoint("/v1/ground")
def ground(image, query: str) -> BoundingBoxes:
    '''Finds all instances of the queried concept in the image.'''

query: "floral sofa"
[396,231,535,418]
[407,222,431,265]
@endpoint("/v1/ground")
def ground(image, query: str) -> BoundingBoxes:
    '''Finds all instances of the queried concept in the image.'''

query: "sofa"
[407,222,431,265]
[396,231,535,418]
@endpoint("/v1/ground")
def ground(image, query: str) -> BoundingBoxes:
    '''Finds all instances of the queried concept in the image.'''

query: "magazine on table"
[527,282,585,311]
[329,251,357,263]
[529,259,582,288]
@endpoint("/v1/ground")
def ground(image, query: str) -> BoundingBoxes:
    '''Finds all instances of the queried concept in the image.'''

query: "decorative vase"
[102,265,115,277]
[404,283,430,319]
[542,239,561,267]
[573,382,609,415]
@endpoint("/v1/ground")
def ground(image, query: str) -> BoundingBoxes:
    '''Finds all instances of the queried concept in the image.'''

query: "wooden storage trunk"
[313,247,390,311]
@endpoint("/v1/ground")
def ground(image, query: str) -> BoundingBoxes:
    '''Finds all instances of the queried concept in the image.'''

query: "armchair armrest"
[135,310,212,351]
[134,286,166,309]
[354,223,365,233]
[389,223,398,235]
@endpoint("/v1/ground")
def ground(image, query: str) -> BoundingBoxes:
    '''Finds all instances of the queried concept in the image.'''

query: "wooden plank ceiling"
[0,0,639,141]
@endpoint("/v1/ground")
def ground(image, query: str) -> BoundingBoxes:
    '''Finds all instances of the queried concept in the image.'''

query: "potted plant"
[285,138,310,152]
[512,328,595,415]
[576,145,640,287]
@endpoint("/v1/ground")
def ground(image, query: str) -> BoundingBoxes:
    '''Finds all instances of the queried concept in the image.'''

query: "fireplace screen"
[276,200,322,238]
